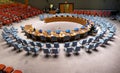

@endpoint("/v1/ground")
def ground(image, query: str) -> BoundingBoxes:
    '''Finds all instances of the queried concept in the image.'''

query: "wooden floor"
[0,16,120,73]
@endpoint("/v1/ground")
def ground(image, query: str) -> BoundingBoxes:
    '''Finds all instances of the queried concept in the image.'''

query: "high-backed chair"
[55,30,61,34]
[51,36,58,42]
[31,34,36,40]
[71,41,78,47]
[30,41,37,47]
[43,43,52,55]
[39,29,42,33]
[3,66,14,73]
[23,46,31,54]
[64,42,70,48]
[40,36,46,42]
[22,40,29,46]
[73,46,81,54]
[13,70,22,73]
[74,28,79,31]
[64,47,73,55]
[63,36,71,42]
[93,42,100,50]
[52,42,60,55]
[75,34,80,40]
[30,47,39,55]
[0,64,6,72]
[46,43,52,48]
[16,44,23,51]
[79,39,87,47]
[65,29,71,33]
[47,30,51,34]
[43,48,51,55]
[86,37,93,44]
[36,42,43,49]
[85,44,93,52]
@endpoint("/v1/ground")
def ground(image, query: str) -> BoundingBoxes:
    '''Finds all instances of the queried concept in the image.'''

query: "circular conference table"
[23,16,94,43]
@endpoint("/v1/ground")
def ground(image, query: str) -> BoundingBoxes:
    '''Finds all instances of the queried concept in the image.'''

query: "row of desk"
[44,16,87,25]
[24,23,92,42]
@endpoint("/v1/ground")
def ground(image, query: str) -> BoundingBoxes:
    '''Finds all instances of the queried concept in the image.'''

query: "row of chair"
[0,64,22,73]
[62,14,116,55]
[0,3,43,28]
[73,10,111,17]
[2,27,61,56]
[110,15,120,22]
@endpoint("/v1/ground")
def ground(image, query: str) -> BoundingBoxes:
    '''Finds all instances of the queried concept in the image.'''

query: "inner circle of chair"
[23,14,95,43]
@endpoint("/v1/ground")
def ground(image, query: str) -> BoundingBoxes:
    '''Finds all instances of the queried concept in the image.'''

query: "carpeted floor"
[0,16,120,73]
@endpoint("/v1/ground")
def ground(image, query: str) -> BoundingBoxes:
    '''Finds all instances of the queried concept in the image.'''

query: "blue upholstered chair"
[107,33,114,40]
[30,47,39,55]
[81,26,85,29]
[93,42,100,50]
[22,40,29,46]
[16,44,23,51]
[63,36,70,42]
[99,38,109,45]
[36,42,43,49]
[54,42,59,49]
[20,26,24,31]
[75,34,80,40]
[40,14,44,20]
[30,41,37,47]
[64,47,73,55]
[47,30,51,34]
[31,34,36,40]
[64,42,70,48]
[73,46,81,53]
[65,29,71,33]
[39,29,42,33]
[71,41,78,47]
[86,38,93,44]
[55,30,61,34]
[43,48,51,55]
[46,43,52,48]
[93,36,99,42]
[40,36,46,42]
[79,39,87,47]
[74,28,79,31]
[51,36,57,42]
[85,44,93,52]
[52,42,60,55]
[23,46,31,54]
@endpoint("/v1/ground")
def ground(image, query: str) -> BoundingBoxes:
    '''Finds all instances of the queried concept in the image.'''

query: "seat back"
[64,42,70,48]
[43,49,50,54]
[74,46,81,51]
[75,34,80,40]
[63,36,70,42]
[40,36,46,42]
[66,48,73,53]
[46,43,51,48]
[52,49,59,54]
[72,41,77,47]
[54,42,59,48]
[51,36,57,42]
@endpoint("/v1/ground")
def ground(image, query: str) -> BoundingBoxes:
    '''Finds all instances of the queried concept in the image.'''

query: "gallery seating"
[0,64,22,73]
[73,10,111,17]
[0,3,43,28]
